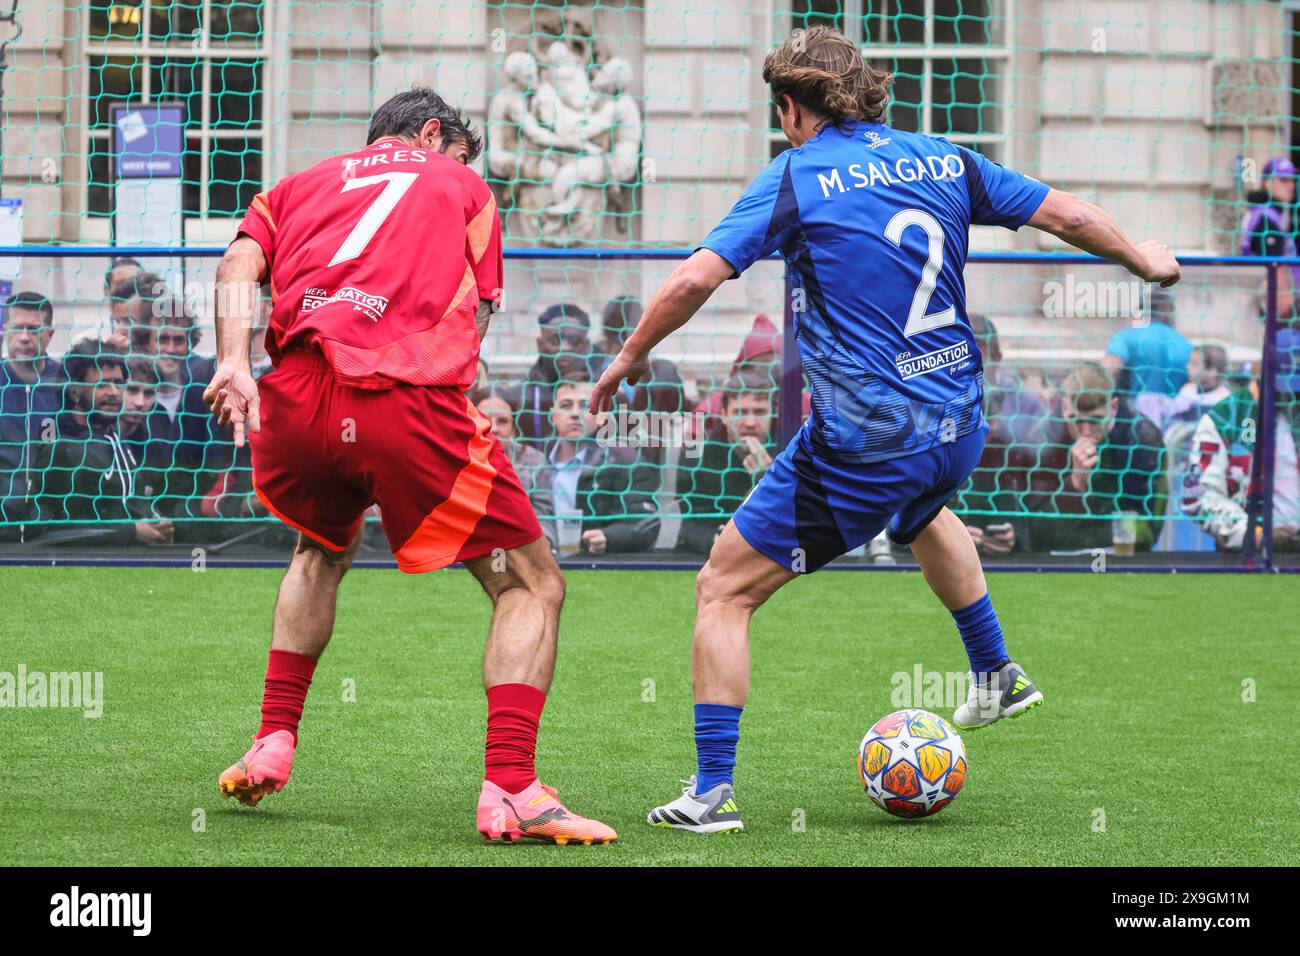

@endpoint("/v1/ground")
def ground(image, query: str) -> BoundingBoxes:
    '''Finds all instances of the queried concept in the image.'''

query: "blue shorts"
[732,424,988,573]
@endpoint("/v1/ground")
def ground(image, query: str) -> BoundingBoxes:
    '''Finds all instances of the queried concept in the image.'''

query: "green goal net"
[0,0,1296,566]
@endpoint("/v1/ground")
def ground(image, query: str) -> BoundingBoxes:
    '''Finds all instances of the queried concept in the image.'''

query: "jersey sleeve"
[234,178,287,263]
[957,146,1050,230]
[1105,328,1133,362]
[465,178,503,303]
[696,153,797,278]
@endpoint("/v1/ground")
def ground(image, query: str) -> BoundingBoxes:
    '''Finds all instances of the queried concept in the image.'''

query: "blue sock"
[952,593,1009,674]
[694,703,742,793]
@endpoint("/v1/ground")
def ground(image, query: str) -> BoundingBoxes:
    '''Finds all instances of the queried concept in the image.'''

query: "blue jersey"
[698,119,1049,463]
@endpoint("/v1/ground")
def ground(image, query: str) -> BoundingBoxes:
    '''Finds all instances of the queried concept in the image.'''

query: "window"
[84,1,267,223]
[770,1,1014,162]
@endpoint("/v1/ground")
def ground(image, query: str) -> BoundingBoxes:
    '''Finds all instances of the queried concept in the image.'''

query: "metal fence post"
[777,264,803,449]
[1246,265,1280,570]
[1258,265,1280,571]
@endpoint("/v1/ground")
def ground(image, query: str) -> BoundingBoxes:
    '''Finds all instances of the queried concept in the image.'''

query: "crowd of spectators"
[3,190,1300,562]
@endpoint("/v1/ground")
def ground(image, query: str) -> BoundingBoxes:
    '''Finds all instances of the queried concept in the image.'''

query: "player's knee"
[293,533,357,579]
[695,561,741,610]
[483,547,565,613]
[696,558,772,614]
[534,564,566,614]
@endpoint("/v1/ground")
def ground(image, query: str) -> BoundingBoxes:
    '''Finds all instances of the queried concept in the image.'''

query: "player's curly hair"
[763,26,892,126]
[367,86,483,161]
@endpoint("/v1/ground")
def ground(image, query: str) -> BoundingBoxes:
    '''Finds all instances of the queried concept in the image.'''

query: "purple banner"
[112,104,185,180]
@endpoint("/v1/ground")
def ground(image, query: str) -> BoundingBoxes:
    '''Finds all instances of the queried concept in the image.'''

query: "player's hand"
[204,361,262,448]
[581,529,607,555]
[1069,438,1099,493]
[135,518,174,545]
[1135,240,1180,288]
[591,351,650,415]
[740,436,772,475]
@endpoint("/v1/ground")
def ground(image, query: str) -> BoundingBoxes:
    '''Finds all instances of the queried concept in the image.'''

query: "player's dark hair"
[367,87,482,161]
[64,338,128,385]
[4,290,55,327]
[764,26,892,126]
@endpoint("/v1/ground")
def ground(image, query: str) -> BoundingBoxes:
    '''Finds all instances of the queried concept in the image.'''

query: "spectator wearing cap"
[1240,156,1300,324]
[30,339,173,546]
[1102,285,1192,397]
[0,292,66,528]
[954,313,1046,556]
[1184,328,1300,552]
[517,303,605,444]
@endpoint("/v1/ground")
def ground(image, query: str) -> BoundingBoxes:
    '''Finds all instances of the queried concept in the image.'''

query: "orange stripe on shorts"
[394,396,499,571]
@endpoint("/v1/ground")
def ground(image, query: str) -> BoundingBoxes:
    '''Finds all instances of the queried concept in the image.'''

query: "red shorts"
[250,349,543,572]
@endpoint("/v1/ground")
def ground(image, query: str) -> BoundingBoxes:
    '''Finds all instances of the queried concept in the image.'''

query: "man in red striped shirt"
[205,88,615,846]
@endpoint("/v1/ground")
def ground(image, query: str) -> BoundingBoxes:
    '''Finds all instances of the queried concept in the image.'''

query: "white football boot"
[952,662,1044,730]
[647,776,744,834]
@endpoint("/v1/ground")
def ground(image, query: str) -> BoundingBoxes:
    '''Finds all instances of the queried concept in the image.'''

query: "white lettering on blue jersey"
[697,119,1049,463]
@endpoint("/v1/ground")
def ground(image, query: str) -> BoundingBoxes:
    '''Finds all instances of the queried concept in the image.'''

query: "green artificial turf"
[1,566,1297,866]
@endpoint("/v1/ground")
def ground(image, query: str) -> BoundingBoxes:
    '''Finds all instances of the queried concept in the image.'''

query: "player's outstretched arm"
[591,248,734,413]
[204,235,268,447]
[1027,188,1181,288]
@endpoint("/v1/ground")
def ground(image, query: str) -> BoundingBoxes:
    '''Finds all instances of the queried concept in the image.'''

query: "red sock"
[485,683,546,794]
[257,649,318,744]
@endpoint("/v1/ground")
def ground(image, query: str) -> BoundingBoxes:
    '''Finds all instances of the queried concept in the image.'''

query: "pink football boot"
[218,730,296,807]
[477,779,618,845]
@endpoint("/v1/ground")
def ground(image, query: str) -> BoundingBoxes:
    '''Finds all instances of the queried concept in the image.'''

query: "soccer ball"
[858,708,968,818]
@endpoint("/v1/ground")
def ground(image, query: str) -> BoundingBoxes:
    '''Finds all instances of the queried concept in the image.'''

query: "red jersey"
[235,136,503,389]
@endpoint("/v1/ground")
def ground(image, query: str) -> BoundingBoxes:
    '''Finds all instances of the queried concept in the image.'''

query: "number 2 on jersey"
[884,208,956,337]
[327,171,419,267]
